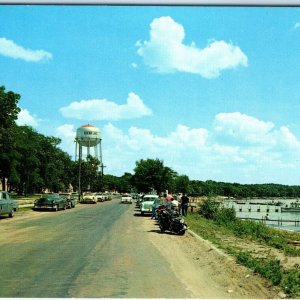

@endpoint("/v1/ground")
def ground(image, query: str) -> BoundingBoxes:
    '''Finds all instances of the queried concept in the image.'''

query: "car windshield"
[143,197,157,201]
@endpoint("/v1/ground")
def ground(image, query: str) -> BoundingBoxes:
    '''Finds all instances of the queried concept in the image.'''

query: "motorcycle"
[156,205,188,235]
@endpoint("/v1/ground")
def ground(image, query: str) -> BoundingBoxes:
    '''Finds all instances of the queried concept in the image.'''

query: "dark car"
[33,194,67,211]
[59,193,76,209]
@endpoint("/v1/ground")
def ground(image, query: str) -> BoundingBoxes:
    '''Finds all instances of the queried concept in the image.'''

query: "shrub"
[281,269,300,296]
[237,251,282,285]
[214,206,237,225]
[198,200,220,220]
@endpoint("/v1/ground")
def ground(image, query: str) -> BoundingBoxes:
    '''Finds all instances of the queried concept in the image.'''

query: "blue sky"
[1,5,300,184]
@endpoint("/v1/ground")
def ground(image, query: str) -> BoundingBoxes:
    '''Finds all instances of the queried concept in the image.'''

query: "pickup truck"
[0,191,19,218]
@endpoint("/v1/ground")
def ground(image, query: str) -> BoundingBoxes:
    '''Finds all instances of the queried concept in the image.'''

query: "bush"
[199,200,236,226]
[237,251,282,285]
[214,206,237,225]
[198,200,220,220]
[281,269,300,296]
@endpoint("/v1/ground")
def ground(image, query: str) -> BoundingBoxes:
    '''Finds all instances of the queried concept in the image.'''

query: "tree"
[9,126,75,194]
[79,155,101,192]
[0,86,21,190]
[174,175,190,194]
[132,158,177,194]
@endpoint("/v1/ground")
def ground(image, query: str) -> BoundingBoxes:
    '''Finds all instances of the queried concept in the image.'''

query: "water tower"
[75,124,103,172]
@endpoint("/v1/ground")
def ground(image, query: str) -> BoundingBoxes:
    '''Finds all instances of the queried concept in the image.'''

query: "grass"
[186,212,300,297]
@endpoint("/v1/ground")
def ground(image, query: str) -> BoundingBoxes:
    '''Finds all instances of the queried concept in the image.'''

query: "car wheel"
[8,209,14,218]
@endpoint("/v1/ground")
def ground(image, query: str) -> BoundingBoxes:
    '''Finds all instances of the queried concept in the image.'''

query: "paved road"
[0,197,190,298]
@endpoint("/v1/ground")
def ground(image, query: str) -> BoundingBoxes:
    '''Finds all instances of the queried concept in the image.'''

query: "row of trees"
[1,85,300,198]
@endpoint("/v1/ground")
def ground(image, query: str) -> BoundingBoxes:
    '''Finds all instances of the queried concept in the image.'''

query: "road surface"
[0,197,279,298]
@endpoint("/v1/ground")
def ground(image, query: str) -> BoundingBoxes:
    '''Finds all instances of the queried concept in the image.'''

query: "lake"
[222,199,300,232]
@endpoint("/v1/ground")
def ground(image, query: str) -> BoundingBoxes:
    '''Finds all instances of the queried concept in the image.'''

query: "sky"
[1,5,300,185]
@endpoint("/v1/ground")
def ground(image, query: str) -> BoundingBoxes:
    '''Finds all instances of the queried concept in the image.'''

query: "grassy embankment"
[185,204,300,298]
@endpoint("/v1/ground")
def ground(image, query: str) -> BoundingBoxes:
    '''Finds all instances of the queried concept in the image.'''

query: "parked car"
[95,193,105,202]
[140,194,159,215]
[0,191,18,218]
[59,193,76,209]
[81,192,97,204]
[34,194,67,211]
[121,194,133,204]
[105,193,112,201]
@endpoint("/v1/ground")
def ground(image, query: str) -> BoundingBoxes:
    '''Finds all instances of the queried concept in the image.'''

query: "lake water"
[222,199,300,233]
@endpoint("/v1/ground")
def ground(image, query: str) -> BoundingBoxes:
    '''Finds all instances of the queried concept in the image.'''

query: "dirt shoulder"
[141,216,281,299]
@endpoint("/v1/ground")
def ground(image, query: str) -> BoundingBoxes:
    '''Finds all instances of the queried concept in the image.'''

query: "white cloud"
[294,22,300,30]
[16,108,39,127]
[214,112,300,151]
[56,124,76,155]
[214,112,275,144]
[56,124,76,140]
[59,92,152,121]
[131,62,138,68]
[0,37,52,62]
[55,113,300,184]
[136,16,248,78]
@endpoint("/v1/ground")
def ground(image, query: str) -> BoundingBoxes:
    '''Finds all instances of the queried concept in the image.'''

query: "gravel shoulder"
[141,214,281,298]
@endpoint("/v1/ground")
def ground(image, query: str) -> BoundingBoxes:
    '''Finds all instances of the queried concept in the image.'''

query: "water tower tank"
[76,124,101,147]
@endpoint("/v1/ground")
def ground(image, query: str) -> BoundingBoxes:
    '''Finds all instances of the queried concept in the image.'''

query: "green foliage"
[188,179,300,198]
[281,269,300,295]
[174,175,190,194]
[0,86,21,190]
[187,212,300,297]
[214,206,237,225]
[0,85,21,129]
[199,200,220,220]
[230,220,300,256]
[237,251,282,285]
[199,200,236,225]
[237,251,300,295]
[132,158,177,194]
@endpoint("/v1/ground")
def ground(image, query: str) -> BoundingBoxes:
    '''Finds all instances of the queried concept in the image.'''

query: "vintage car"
[59,193,76,209]
[0,191,18,218]
[121,194,133,204]
[34,194,67,211]
[95,193,105,202]
[105,193,112,201]
[81,192,97,204]
[140,194,159,215]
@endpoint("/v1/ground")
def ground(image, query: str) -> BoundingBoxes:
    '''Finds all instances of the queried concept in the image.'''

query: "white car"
[140,194,159,215]
[95,193,105,202]
[121,194,133,204]
[81,192,97,204]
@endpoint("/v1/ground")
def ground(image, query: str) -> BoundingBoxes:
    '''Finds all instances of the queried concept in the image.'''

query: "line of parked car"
[0,190,115,219]
[120,193,160,215]
[80,192,112,204]
[33,193,77,211]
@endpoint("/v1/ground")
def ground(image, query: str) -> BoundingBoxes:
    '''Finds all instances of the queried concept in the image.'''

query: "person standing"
[151,195,162,219]
[181,194,189,216]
